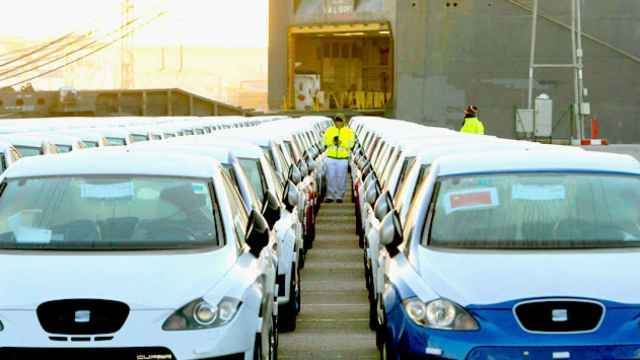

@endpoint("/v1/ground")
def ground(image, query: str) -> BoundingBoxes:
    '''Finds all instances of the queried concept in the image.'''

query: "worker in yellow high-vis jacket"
[460,105,485,135]
[324,114,355,203]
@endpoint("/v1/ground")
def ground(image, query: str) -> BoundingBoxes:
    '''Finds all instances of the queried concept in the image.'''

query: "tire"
[377,315,396,360]
[369,296,378,331]
[253,327,278,360]
[278,267,300,332]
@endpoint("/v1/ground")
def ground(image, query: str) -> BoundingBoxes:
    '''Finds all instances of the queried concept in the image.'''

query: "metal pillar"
[526,0,587,143]
[120,0,135,89]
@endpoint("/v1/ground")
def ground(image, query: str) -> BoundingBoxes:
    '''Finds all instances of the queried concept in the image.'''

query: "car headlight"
[163,297,242,331]
[403,298,479,331]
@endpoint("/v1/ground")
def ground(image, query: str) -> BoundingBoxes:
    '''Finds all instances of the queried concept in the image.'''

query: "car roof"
[130,143,234,165]
[0,134,48,147]
[4,151,220,178]
[434,149,640,176]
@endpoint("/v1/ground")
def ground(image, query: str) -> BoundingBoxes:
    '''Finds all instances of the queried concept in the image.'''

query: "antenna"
[121,0,135,89]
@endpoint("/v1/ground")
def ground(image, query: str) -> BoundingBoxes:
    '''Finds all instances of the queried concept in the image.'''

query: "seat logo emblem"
[552,309,568,322]
[74,310,91,323]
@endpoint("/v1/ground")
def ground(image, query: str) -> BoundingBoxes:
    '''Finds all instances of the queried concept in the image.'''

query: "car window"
[106,137,126,146]
[83,141,99,148]
[0,154,6,173]
[393,158,418,204]
[220,170,249,246]
[15,146,43,157]
[130,134,149,143]
[262,157,284,200]
[238,158,267,197]
[425,172,640,249]
[151,135,162,140]
[0,176,221,250]
[56,145,73,153]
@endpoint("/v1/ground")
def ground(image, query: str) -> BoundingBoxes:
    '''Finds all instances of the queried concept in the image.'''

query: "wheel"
[299,249,306,269]
[377,315,396,360]
[253,327,277,360]
[369,295,378,330]
[278,266,300,332]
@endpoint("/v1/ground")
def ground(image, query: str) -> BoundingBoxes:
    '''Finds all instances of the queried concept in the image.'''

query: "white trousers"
[326,157,348,200]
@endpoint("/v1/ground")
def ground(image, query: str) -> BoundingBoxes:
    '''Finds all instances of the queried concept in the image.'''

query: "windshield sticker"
[444,187,499,214]
[512,184,566,201]
[192,183,207,194]
[8,212,52,244]
[81,182,134,199]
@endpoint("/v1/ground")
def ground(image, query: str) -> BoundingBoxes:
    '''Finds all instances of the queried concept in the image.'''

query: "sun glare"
[0,0,268,47]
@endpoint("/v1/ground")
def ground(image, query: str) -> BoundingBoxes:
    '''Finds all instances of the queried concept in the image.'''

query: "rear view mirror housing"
[365,178,381,206]
[374,190,394,221]
[283,180,300,212]
[245,209,270,258]
[262,191,281,229]
[289,165,302,185]
[298,160,309,178]
[379,210,403,257]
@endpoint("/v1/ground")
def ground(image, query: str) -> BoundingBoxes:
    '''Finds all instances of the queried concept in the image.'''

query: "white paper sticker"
[443,187,499,214]
[8,212,52,244]
[512,184,566,201]
[81,182,134,199]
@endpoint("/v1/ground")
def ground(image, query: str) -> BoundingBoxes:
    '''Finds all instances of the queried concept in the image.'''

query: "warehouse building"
[269,0,640,143]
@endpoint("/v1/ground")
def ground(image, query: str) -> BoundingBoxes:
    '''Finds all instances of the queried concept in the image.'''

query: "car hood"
[0,247,236,310]
[417,248,640,307]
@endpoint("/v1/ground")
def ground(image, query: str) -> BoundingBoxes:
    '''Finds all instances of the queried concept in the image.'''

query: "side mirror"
[379,210,403,257]
[298,160,309,178]
[365,178,381,206]
[262,191,281,229]
[289,165,302,185]
[245,209,270,258]
[374,190,394,221]
[283,180,300,212]
[361,163,372,179]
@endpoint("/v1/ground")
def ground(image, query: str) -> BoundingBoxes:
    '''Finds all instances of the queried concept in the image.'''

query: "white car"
[0,134,58,157]
[0,151,278,359]
[155,137,305,331]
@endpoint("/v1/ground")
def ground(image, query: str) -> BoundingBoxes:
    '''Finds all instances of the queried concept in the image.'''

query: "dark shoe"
[325,199,334,203]
[336,199,344,203]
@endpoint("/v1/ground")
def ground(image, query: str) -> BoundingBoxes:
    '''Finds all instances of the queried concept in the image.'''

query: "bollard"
[591,118,600,139]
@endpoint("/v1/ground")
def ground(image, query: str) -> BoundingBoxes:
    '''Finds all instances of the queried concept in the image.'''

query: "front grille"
[0,347,174,360]
[514,299,604,333]
[37,299,130,335]
[277,274,286,297]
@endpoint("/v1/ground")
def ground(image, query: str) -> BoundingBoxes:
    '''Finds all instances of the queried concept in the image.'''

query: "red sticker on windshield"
[444,188,499,214]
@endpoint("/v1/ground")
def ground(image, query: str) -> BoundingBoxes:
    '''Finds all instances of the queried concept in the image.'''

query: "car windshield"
[0,176,220,250]
[130,134,149,143]
[83,141,99,148]
[15,146,42,157]
[427,172,640,249]
[56,145,73,153]
[106,137,126,146]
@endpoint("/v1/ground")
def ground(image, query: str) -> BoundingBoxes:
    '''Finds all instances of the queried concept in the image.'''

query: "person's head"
[334,114,346,128]
[464,105,479,118]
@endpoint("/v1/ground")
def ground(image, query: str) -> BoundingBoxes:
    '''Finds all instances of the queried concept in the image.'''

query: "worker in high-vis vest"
[324,114,355,203]
[460,105,485,135]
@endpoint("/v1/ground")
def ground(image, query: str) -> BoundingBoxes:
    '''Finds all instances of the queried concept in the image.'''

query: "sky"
[0,0,268,48]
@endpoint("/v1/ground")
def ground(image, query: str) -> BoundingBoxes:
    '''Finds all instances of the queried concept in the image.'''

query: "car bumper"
[0,306,259,360]
[384,298,640,360]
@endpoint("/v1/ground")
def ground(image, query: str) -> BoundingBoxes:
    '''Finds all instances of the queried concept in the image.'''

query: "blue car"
[377,149,640,359]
